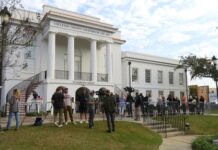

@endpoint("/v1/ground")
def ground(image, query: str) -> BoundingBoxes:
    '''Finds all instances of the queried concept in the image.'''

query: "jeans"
[105,112,115,132]
[119,106,125,117]
[7,112,19,129]
[88,108,95,128]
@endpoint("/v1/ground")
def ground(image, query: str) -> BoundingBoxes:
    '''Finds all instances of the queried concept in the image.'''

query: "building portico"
[45,30,113,83]
[1,5,125,108]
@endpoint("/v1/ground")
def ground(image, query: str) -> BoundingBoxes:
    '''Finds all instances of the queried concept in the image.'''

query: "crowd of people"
[51,86,116,133]
[2,87,207,132]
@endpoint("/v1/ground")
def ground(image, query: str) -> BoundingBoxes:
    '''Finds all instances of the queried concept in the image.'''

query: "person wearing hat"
[102,89,116,133]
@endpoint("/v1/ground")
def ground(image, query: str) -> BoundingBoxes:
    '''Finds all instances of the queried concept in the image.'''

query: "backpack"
[34,117,43,126]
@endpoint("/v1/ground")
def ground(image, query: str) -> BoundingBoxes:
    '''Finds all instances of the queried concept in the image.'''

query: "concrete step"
[153,127,179,133]
[146,124,172,129]
[160,131,184,138]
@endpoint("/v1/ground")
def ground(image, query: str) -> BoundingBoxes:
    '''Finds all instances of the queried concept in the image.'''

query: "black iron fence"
[55,70,109,82]
[142,102,188,138]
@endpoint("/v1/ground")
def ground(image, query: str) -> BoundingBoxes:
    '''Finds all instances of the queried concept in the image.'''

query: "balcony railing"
[74,72,92,81]
[97,73,108,82]
[54,70,108,82]
[55,70,69,80]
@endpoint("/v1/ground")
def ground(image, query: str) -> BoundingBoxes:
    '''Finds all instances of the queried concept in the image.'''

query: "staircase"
[143,114,187,138]
[3,71,46,121]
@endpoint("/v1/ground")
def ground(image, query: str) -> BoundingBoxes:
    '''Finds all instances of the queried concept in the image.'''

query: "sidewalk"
[159,135,199,150]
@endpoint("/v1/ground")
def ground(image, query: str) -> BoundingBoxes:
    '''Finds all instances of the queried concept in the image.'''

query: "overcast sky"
[21,0,218,88]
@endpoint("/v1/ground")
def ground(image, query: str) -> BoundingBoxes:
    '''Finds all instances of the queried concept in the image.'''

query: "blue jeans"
[105,112,115,132]
[7,112,19,129]
[88,108,95,128]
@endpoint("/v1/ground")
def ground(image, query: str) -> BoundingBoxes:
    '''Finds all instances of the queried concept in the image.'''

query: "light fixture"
[0,6,11,25]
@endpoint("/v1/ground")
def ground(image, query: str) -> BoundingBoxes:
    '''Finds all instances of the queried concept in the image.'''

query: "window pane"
[169,91,175,97]
[158,71,163,84]
[179,73,184,85]
[132,68,138,82]
[180,91,185,100]
[145,69,151,83]
[146,90,152,97]
[169,72,174,84]
[158,91,164,97]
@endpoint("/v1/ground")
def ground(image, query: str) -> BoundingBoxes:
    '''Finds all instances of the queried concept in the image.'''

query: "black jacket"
[52,92,64,109]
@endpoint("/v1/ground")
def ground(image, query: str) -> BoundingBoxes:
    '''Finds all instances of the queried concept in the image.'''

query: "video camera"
[95,88,108,96]
[95,90,105,96]
[124,86,135,93]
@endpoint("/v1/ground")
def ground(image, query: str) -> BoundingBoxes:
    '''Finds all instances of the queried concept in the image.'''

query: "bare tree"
[0,0,40,101]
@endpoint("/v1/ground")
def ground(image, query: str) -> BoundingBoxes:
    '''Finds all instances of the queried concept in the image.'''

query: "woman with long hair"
[6,89,20,130]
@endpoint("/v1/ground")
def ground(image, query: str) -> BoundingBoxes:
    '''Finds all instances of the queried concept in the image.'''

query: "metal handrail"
[143,104,187,138]
[6,71,46,102]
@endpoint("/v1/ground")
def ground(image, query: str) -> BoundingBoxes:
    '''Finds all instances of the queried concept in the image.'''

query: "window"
[146,90,152,97]
[74,56,81,72]
[179,73,184,85]
[180,91,185,100]
[169,72,174,84]
[132,68,138,82]
[158,71,163,84]
[169,91,175,97]
[158,91,164,97]
[145,69,151,83]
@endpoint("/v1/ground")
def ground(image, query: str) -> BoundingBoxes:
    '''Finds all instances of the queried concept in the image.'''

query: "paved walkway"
[159,135,199,150]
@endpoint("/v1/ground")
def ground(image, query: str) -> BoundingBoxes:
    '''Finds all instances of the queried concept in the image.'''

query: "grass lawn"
[186,115,218,135]
[206,109,218,114]
[0,121,162,150]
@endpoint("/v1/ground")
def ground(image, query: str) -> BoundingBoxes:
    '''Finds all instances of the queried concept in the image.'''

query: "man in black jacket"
[102,90,116,133]
[134,92,141,121]
[52,86,65,127]
[126,93,134,117]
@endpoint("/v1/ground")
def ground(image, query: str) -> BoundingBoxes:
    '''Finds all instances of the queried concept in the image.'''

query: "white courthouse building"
[0,5,186,110]
[122,52,186,103]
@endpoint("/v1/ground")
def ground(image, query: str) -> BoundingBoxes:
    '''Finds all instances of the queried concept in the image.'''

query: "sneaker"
[58,125,63,128]
[85,120,88,124]
[54,122,59,127]
[80,120,83,124]
[65,122,68,125]
[72,121,77,125]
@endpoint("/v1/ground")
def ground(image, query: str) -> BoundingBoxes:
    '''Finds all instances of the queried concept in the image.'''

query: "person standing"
[77,89,89,124]
[88,91,95,128]
[134,92,142,121]
[199,95,205,115]
[52,87,65,127]
[126,93,134,117]
[63,88,75,125]
[118,94,126,119]
[6,89,20,130]
[181,95,187,114]
[102,90,116,133]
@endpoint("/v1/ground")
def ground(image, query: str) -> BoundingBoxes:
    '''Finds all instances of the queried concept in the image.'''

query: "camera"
[124,86,135,93]
[95,88,108,96]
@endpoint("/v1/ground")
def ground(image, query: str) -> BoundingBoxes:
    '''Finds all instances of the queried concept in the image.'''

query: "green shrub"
[192,135,218,150]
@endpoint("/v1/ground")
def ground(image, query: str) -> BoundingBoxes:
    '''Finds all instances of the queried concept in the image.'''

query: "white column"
[68,35,75,80]
[106,42,112,82]
[47,32,56,80]
[90,39,97,82]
